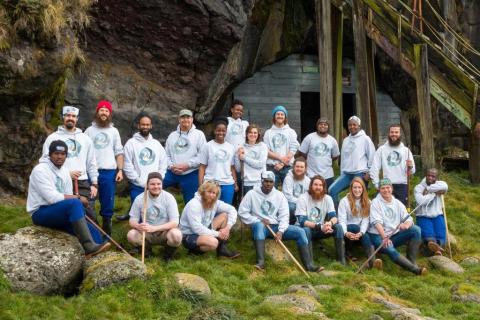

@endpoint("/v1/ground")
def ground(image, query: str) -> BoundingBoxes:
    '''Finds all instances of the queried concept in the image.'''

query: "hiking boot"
[335,238,347,266]
[72,218,111,258]
[162,245,177,262]
[102,217,112,236]
[373,259,383,271]
[298,244,324,272]
[427,241,444,256]
[116,213,130,221]
[254,240,266,270]
[217,240,240,259]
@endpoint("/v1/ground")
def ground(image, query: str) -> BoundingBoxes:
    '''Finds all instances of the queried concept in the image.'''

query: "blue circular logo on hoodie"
[293,183,304,197]
[260,200,275,217]
[55,176,65,193]
[387,151,402,167]
[65,139,81,158]
[173,136,190,154]
[384,207,396,221]
[93,132,110,149]
[139,148,155,166]
[272,133,287,150]
[309,207,322,222]
[229,123,243,136]
[343,140,356,156]
[214,149,229,163]
[312,142,329,157]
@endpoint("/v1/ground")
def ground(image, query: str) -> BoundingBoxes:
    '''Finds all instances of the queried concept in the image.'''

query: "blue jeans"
[267,164,291,189]
[97,169,116,218]
[392,183,408,206]
[32,199,103,244]
[416,215,446,246]
[346,224,372,249]
[369,225,422,261]
[220,184,235,205]
[163,169,199,204]
[329,172,368,204]
[251,222,308,246]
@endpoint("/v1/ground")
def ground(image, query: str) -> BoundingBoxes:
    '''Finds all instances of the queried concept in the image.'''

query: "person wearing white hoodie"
[370,124,415,206]
[28,140,110,258]
[225,99,249,149]
[179,180,240,258]
[282,157,310,225]
[329,116,375,205]
[264,106,299,188]
[117,114,167,221]
[234,124,268,194]
[163,109,207,204]
[414,168,448,256]
[42,106,99,220]
[238,171,322,272]
[368,178,427,275]
[84,100,124,235]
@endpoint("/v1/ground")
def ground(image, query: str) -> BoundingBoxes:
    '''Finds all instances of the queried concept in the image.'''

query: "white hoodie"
[282,170,310,204]
[84,122,124,170]
[27,159,73,214]
[129,190,179,225]
[368,193,413,236]
[123,133,167,188]
[225,117,249,149]
[370,141,415,188]
[238,186,289,233]
[295,193,336,226]
[165,124,207,175]
[298,132,340,179]
[42,126,98,183]
[414,178,448,218]
[340,129,375,174]
[264,124,299,166]
[337,196,370,236]
[233,142,268,187]
[198,140,235,185]
[179,193,237,237]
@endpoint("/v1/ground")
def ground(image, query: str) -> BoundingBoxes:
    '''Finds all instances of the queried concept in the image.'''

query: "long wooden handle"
[441,195,453,260]
[264,224,310,278]
[141,184,148,264]
[84,215,132,257]
[74,178,79,195]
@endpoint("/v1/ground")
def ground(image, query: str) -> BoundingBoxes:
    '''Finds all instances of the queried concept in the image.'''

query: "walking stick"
[356,202,423,273]
[240,160,245,242]
[406,147,411,213]
[141,184,148,263]
[264,224,310,278]
[441,195,453,260]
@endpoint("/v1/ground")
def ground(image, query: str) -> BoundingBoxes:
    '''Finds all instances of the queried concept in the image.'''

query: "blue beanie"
[272,105,288,117]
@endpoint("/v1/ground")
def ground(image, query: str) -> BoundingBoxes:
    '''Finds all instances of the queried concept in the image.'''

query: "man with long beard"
[282,157,310,225]
[117,114,167,221]
[85,100,124,234]
[370,124,415,206]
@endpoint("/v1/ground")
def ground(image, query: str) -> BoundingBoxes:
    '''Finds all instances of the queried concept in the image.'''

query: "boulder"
[174,273,211,296]
[427,256,464,274]
[264,293,319,313]
[460,256,480,266]
[287,284,319,299]
[451,283,480,304]
[81,251,147,292]
[0,226,84,295]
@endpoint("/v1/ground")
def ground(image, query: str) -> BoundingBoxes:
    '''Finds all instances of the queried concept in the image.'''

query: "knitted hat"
[379,178,392,187]
[261,171,275,182]
[272,105,288,117]
[96,100,112,113]
[49,140,68,155]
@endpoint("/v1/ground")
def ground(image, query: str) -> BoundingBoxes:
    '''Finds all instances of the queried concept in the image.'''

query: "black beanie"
[49,140,68,155]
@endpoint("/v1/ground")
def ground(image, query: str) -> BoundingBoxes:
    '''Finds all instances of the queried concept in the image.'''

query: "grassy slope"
[1,171,479,320]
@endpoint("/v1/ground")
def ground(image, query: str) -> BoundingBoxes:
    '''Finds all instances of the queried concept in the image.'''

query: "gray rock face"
[427,256,465,274]
[264,293,319,312]
[0,226,85,295]
[174,273,211,296]
[81,251,147,292]
[460,256,480,266]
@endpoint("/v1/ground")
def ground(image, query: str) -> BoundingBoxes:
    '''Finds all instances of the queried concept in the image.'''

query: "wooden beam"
[366,38,378,144]
[470,85,480,183]
[315,0,334,123]
[414,44,435,169]
[352,0,372,135]
[332,6,344,144]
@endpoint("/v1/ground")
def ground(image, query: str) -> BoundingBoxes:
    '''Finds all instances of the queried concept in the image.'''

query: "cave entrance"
[342,93,356,134]
[300,92,320,140]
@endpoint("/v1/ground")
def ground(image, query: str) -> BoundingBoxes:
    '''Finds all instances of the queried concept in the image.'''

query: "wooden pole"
[440,195,453,260]
[352,0,372,135]
[141,184,148,264]
[264,224,311,278]
[315,0,334,123]
[414,44,435,170]
[84,215,132,257]
[469,86,480,183]
[366,38,378,144]
[332,6,344,144]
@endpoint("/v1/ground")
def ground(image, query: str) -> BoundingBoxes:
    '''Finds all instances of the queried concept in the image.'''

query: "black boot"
[163,245,177,262]
[364,245,375,269]
[335,238,347,265]
[254,240,266,270]
[102,217,112,236]
[217,240,240,259]
[406,239,422,265]
[394,255,427,275]
[298,245,323,272]
[72,218,111,258]
[116,213,130,221]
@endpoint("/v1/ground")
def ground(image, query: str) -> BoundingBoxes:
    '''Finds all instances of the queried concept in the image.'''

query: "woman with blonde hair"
[337,177,379,268]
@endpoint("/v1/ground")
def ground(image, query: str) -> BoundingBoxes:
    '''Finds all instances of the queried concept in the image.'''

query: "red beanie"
[96,100,112,113]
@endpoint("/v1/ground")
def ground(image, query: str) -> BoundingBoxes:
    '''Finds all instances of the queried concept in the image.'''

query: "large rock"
[174,273,211,297]
[427,256,465,274]
[0,226,85,295]
[264,293,319,313]
[81,251,147,292]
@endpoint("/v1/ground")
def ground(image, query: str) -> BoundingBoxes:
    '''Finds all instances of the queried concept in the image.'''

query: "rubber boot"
[335,238,347,265]
[298,245,323,272]
[406,238,422,265]
[364,245,376,269]
[162,245,177,262]
[394,255,427,275]
[216,240,240,259]
[72,218,111,258]
[254,240,266,270]
[102,217,112,236]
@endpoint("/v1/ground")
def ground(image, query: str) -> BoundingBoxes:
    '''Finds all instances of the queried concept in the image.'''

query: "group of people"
[26,100,449,275]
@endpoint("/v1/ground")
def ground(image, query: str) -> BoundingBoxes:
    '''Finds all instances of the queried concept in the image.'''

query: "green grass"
[1,172,480,319]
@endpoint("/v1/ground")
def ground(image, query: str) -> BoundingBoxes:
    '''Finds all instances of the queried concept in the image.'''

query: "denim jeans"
[267,164,291,189]
[346,224,372,249]
[369,225,422,261]
[163,169,199,204]
[329,172,369,204]
[251,222,308,246]
[97,169,117,218]
[392,183,408,207]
